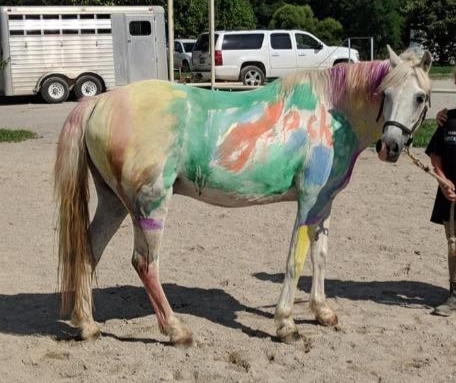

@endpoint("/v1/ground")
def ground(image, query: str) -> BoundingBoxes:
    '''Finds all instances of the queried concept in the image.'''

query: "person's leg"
[433,221,456,316]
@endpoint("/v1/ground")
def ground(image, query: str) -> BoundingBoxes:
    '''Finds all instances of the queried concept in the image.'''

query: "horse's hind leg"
[72,167,127,340]
[132,187,193,346]
[309,216,338,326]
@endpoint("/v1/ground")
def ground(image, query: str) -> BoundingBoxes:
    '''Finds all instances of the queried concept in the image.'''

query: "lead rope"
[405,147,456,256]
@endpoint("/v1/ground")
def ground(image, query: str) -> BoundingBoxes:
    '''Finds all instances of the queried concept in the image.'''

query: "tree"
[269,4,342,45]
[249,0,287,28]
[215,0,256,30]
[304,0,408,57]
[269,4,316,31]
[315,18,343,46]
[406,0,456,64]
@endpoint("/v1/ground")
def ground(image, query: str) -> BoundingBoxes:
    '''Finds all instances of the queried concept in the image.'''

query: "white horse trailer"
[0,6,168,103]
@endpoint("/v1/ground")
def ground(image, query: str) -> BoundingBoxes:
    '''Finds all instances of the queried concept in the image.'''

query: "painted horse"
[54,46,432,345]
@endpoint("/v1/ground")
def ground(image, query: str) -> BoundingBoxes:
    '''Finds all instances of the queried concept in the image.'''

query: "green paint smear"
[285,82,318,111]
[181,82,286,193]
[211,141,303,195]
[167,79,332,197]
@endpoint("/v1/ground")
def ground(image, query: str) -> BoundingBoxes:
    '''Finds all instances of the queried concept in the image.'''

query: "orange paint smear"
[218,100,284,172]
[307,105,333,147]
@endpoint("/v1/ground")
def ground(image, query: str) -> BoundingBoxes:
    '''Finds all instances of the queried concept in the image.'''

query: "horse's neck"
[330,61,389,149]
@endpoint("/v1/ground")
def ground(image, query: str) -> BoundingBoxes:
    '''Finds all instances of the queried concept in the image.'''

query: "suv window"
[295,33,320,49]
[193,33,219,52]
[270,33,292,50]
[221,33,264,50]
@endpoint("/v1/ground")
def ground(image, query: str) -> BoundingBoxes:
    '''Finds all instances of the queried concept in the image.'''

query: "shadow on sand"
[0,277,446,342]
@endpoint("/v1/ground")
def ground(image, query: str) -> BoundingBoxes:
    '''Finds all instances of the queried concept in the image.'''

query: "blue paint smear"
[285,129,308,155]
[304,145,332,187]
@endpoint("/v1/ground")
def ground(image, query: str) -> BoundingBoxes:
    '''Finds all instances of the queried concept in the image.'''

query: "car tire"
[74,75,103,99]
[240,65,265,86]
[40,76,70,104]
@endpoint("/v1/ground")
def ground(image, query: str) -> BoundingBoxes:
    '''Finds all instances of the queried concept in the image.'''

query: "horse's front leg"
[275,217,316,343]
[309,215,338,326]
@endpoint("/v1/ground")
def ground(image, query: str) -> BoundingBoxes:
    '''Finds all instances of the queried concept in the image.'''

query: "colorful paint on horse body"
[54,47,432,345]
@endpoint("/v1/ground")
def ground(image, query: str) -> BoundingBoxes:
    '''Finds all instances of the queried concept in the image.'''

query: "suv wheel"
[240,65,265,86]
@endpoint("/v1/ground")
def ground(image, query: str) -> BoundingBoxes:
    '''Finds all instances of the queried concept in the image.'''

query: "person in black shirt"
[426,75,456,315]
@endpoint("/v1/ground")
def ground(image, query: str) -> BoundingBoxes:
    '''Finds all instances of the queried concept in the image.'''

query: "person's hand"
[436,108,448,127]
[439,178,456,202]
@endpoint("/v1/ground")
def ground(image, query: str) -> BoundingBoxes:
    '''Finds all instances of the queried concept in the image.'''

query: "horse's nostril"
[390,142,399,154]
[375,140,382,153]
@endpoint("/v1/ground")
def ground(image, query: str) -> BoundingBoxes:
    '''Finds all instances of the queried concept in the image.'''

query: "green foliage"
[0,129,38,143]
[406,0,456,65]
[215,0,256,30]
[305,0,407,57]
[269,4,316,31]
[0,57,10,71]
[268,4,342,45]
[314,17,343,46]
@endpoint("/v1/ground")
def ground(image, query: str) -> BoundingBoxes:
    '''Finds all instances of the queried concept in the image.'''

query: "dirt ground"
[1,91,456,383]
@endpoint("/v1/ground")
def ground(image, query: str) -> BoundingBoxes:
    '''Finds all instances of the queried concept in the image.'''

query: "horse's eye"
[416,95,425,104]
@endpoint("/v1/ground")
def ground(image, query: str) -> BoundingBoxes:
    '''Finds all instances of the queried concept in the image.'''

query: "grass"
[411,119,437,147]
[0,128,39,142]
[429,65,454,79]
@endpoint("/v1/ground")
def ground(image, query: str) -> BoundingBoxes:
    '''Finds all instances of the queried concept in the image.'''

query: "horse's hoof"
[171,334,194,348]
[317,313,338,327]
[277,324,301,344]
[79,322,101,341]
[280,330,301,344]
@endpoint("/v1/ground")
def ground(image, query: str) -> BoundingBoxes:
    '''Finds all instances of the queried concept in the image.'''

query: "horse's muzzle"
[376,138,401,163]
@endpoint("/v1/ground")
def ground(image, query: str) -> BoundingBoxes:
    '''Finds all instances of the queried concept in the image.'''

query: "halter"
[375,92,431,147]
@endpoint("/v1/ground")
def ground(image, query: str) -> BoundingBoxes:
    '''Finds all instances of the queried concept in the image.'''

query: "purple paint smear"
[138,218,163,230]
[329,60,390,108]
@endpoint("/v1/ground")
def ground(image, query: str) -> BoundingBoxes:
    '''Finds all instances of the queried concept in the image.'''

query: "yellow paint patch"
[293,225,314,277]
[121,81,188,192]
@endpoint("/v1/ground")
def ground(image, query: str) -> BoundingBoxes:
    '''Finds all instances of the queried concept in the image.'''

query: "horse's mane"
[280,52,431,111]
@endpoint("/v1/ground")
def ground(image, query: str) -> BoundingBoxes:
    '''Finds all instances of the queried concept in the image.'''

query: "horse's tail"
[54,97,98,317]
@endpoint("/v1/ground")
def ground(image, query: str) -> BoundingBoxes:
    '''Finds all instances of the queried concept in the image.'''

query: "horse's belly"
[173,176,297,207]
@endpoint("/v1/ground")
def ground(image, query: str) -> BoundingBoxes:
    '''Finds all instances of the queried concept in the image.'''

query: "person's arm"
[430,153,456,201]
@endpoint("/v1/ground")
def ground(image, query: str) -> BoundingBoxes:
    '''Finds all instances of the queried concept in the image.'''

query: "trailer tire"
[40,77,70,104]
[74,75,103,99]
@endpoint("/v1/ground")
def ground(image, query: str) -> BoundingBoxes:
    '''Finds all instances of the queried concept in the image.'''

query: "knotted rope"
[405,147,456,256]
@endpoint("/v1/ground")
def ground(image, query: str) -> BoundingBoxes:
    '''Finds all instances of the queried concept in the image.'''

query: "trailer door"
[112,14,157,85]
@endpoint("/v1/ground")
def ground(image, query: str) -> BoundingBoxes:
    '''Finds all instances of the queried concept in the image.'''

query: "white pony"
[54,46,431,345]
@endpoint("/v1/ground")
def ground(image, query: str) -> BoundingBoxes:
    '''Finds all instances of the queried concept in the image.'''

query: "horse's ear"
[420,50,433,73]
[387,45,401,68]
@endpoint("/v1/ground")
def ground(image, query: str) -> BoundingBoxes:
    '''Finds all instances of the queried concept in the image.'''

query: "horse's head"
[375,45,432,162]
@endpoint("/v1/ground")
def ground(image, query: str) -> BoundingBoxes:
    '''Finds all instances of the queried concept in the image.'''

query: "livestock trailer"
[0,6,167,103]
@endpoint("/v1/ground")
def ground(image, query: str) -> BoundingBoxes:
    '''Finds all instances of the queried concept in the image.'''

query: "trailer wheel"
[40,77,70,104]
[74,75,102,99]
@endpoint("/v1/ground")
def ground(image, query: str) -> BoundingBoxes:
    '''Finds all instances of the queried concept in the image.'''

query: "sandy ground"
[1,86,456,383]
